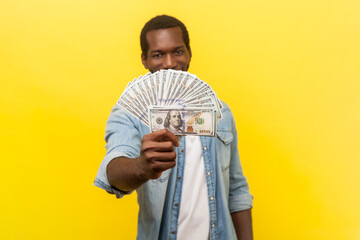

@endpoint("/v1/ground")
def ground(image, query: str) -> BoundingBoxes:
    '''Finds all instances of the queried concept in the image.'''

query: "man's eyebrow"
[150,49,163,54]
[150,45,185,53]
[174,45,186,50]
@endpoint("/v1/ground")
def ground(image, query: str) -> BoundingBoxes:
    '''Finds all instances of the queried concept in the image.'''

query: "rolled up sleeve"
[94,105,142,199]
[228,108,253,212]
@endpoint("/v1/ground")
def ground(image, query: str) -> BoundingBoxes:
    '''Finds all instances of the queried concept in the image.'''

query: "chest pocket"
[216,130,233,172]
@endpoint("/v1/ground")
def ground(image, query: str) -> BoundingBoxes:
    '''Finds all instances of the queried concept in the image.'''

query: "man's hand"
[107,129,179,192]
[139,129,179,180]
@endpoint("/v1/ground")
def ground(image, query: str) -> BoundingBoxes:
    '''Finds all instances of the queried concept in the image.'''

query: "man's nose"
[163,54,176,69]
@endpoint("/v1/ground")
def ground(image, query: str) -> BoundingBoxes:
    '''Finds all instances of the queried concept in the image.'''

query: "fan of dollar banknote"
[117,69,222,136]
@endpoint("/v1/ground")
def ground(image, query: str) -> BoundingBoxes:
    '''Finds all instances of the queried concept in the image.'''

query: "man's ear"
[141,53,148,69]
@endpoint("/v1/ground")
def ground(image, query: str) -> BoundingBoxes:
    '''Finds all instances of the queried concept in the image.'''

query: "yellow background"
[1,0,359,239]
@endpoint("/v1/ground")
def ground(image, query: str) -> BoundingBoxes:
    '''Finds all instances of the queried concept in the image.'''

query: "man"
[164,110,184,135]
[94,15,253,240]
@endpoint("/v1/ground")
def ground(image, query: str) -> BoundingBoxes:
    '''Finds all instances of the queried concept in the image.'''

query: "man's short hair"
[140,15,190,59]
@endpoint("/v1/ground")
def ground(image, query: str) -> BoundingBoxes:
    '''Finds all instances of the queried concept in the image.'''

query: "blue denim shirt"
[94,102,253,240]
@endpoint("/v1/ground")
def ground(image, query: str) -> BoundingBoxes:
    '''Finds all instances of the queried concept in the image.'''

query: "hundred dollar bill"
[149,107,217,136]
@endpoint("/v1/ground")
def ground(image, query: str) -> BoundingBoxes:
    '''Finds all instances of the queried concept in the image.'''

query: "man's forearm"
[107,157,147,192]
[231,209,253,240]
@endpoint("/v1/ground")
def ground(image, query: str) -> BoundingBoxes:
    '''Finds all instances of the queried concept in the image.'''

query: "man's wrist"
[136,156,151,182]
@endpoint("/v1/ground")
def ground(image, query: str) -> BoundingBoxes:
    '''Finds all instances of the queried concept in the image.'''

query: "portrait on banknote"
[164,110,185,135]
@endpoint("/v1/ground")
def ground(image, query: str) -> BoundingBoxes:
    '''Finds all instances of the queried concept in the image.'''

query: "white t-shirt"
[177,136,210,240]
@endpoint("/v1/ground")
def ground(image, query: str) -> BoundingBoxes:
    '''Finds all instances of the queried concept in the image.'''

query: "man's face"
[169,110,182,129]
[141,27,192,73]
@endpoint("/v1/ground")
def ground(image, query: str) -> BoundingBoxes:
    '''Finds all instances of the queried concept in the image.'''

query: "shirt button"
[212,224,215,228]
[207,171,211,176]
[210,197,214,201]
[171,231,175,234]
[177,176,182,180]
[181,149,184,153]
[175,203,179,207]
[203,147,207,151]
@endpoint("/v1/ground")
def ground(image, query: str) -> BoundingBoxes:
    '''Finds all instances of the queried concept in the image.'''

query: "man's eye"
[174,50,184,55]
[152,53,162,58]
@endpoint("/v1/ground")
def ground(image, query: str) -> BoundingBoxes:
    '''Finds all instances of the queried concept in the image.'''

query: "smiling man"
[140,17,191,72]
[94,15,253,240]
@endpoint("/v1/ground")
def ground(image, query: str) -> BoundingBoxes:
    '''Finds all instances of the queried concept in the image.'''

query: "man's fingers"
[144,129,179,147]
[151,161,176,173]
[143,151,177,163]
[140,129,179,179]
[141,141,175,153]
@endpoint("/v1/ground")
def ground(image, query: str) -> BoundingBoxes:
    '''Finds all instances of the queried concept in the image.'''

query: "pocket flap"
[216,131,233,145]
